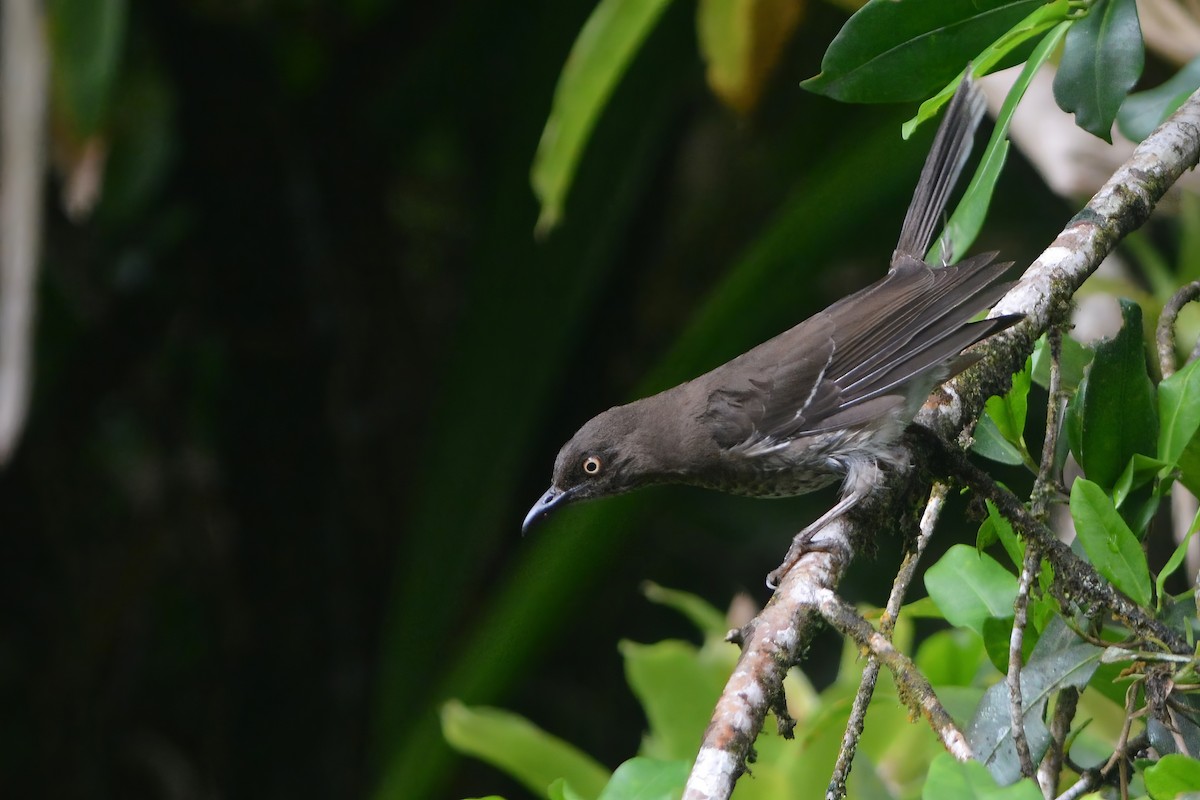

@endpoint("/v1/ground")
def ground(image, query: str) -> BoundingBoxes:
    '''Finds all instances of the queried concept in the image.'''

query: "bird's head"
[522,404,646,533]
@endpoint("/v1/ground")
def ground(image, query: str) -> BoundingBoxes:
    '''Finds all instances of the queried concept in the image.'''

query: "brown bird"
[523,77,1019,582]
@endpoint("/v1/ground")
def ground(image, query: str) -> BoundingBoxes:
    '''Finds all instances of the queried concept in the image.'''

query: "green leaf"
[530,0,675,234]
[48,0,128,136]
[440,701,610,799]
[972,413,1026,465]
[901,596,947,619]
[981,615,1015,673]
[802,0,1044,103]
[1053,0,1145,142]
[1070,478,1152,607]
[641,582,727,639]
[1177,436,1200,498]
[548,779,587,800]
[595,758,690,800]
[983,499,1024,571]
[1112,453,1170,509]
[1157,511,1200,609]
[916,629,988,687]
[923,753,1043,799]
[1068,299,1158,490]
[984,357,1032,445]
[968,617,1104,784]
[1118,55,1200,142]
[921,18,1071,263]
[620,638,730,761]
[903,3,1073,138]
[925,545,1018,638]
[1031,331,1093,392]
[1144,753,1200,799]
[1159,357,1200,469]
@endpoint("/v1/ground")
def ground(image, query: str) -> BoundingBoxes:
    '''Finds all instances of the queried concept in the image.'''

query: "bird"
[522,76,1021,584]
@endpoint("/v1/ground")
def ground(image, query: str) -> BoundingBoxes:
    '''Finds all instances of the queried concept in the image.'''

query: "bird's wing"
[701,255,1015,451]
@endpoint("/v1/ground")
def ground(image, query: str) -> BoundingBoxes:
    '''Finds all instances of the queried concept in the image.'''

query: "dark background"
[0,2,1069,798]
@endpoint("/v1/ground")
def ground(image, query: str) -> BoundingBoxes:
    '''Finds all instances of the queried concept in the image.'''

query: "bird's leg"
[766,486,866,589]
[766,458,885,588]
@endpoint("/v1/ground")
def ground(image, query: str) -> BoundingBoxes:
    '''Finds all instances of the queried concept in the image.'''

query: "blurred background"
[0,1,1081,798]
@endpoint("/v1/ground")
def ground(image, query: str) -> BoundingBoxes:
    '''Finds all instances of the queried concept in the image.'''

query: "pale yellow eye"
[583,456,602,475]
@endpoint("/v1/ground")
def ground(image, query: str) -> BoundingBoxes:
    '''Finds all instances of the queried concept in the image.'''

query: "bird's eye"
[583,456,602,475]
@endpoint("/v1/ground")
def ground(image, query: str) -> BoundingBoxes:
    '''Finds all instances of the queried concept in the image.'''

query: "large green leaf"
[530,0,676,234]
[967,617,1104,784]
[922,753,1043,799]
[621,639,731,762]
[1070,478,1151,607]
[924,545,1017,638]
[48,0,128,136]
[441,701,610,799]
[595,758,690,800]
[1144,753,1200,799]
[1158,357,1200,469]
[915,629,987,687]
[1067,299,1158,490]
[902,3,1072,139]
[1053,0,1145,142]
[803,0,1043,103]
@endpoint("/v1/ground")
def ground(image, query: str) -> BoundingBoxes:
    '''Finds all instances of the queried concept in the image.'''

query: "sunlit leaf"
[697,0,804,115]
[923,19,1070,266]
[596,757,690,800]
[441,701,610,799]
[1144,753,1200,798]
[925,545,1017,637]
[621,639,730,761]
[922,753,1043,799]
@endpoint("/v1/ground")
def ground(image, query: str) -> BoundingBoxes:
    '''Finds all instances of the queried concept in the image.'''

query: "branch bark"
[682,87,1200,800]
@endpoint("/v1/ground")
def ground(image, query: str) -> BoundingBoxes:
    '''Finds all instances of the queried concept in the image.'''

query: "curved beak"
[522,485,576,535]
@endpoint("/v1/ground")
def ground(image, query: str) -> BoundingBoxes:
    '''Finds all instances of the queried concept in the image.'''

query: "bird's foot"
[766,523,842,589]
[766,528,817,589]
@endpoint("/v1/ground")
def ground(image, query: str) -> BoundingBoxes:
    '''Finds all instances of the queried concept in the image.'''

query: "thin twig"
[1039,687,1079,798]
[826,483,949,800]
[1009,546,1039,777]
[815,588,971,758]
[1156,280,1200,378]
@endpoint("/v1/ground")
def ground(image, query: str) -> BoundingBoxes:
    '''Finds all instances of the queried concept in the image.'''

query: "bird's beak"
[522,485,576,535]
